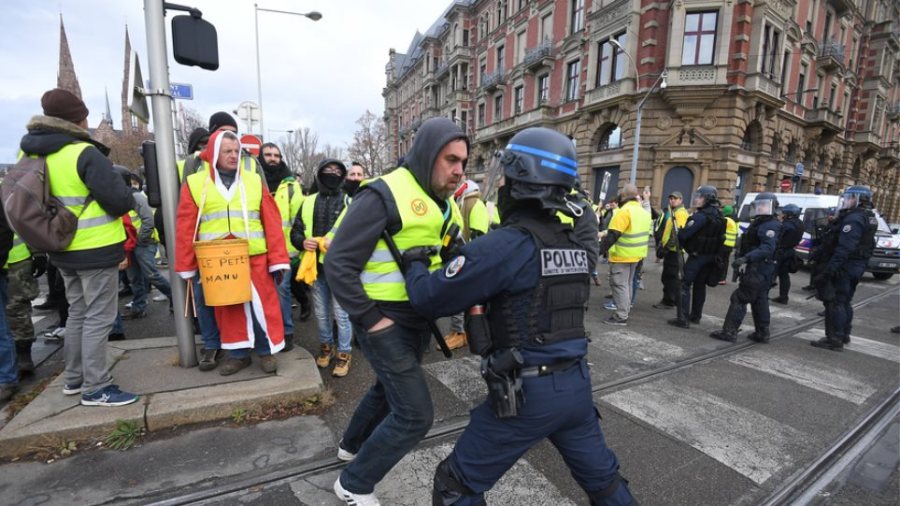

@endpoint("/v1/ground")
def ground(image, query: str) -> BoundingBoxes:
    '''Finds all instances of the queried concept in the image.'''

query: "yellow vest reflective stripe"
[659,206,689,251]
[609,200,651,262]
[299,193,326,263]
[361,168,446,302]
[128,193,160,243]
[274,179,303,258]
[186,169,267,255]
[4,235,30,267]
[724,217,738,247]
[43,143,125,251]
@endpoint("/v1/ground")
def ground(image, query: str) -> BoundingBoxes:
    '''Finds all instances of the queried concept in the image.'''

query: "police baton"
[380,230,453,358]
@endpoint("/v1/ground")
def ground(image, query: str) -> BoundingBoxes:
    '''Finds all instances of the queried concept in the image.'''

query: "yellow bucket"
[193,239,252,306]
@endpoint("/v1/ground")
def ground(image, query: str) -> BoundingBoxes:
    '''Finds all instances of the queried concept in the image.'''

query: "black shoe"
[747,331,770,343]
[810,337,843,351]
[667,318,690,329]
[653,302,675,309]
[299,306,312,321]
[801,285,815,292]
[108,333,126,341]
[219,356,252,376]
[118,287,133,296]
[892,326,900,334]
[710,329,737,342]
[689,315,701,324]
[33,300,60,311]
[198,348,221,371]
[602,315,627,326]
[817,310,826,317]
[122,309,147,320]
[770,296,789,304]
[283,335,294,352]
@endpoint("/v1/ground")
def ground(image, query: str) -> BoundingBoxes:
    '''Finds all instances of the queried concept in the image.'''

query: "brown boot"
[332,352,352,377]
[218,356,251,376]
[259,354,277,374]
[438,331,468,351]
[316,344,335,368]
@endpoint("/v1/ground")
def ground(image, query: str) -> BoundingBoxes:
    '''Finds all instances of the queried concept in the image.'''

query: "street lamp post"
[254,4,322,138]
[610,39,667,185]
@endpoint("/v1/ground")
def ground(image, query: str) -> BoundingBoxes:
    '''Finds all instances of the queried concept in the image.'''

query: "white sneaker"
[125,301,133,309]
[334,477,380,506]
[153,294,168,302]
[337,440,356,462]
[44,326,66,340]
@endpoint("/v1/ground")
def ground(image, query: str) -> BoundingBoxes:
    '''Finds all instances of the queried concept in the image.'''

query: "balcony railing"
[480,68,506,91]
[515,105,558,127]
[447,45,473,64]
[435,62,450,78]
[817,40,845,71]
[523,40,553,72]
[879,142,899,160]
[804,107,843,132]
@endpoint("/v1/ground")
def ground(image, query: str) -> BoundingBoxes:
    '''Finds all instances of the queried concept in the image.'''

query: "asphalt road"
[2,260,898,506]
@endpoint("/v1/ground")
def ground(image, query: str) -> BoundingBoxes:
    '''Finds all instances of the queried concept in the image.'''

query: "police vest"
[777,217,804,252]
[359,167,447,302]
[4,235,30,267]
[684,206,725,255]
[487,216,588,349]
[46,142,125,251]
[740,216,778,260]
[274,178,303,258]
[723,217,737,247]
[608,200,651,262]
[186,169,267,255]
[842,207,878,260]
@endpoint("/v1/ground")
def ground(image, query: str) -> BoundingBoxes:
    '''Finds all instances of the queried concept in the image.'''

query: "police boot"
[15,341,34,376]
[587,473,638,506]
[710,328,738,342]
[747,327,770,343]
[433,458,484,506]
[811,336,843,351]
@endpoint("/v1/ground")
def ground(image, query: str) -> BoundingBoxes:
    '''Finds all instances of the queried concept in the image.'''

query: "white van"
[736,193,899,280]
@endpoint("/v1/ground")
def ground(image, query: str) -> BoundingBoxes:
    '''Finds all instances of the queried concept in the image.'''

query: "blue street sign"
[169,82,193,100]
[795,162,804,176]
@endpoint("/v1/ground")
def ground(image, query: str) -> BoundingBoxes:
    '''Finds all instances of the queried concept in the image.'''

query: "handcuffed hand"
[401,246,437,271]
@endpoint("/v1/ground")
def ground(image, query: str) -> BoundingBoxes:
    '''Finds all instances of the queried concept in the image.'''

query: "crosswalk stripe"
[769,306,806,320]
[423,356,486,406]
[602,382,806,484]
[794,329,900,362]
[728,349,877,404]
[590,329,685,365]
[31,315,45,325]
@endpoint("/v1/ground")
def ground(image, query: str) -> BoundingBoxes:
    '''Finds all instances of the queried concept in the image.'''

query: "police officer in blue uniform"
[403,128,637,506]
[667,186,725,328]
[810,186,878,351]
[770,204,804,304]
[710,192,781,343]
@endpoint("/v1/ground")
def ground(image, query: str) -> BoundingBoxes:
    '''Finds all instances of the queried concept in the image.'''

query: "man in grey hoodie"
[325,118,467,505]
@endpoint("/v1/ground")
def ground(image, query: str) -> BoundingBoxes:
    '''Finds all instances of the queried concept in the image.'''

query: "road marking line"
[424,356,486,406]
[590,329,686,364]
[728,349,877,404]
[794,329,900,362]
[602,382,807,484]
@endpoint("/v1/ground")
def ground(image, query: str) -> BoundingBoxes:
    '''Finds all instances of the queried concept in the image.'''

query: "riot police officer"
[403,127,637,506]
[710,193,781,343]
[771,204,803,304]
[667,186,725,328]
[811,186,878,351]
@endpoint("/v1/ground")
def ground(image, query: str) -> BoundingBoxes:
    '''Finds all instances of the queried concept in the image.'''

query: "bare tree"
[318,143,346,162]
[281,127,320,188]
[174,106,206,156]
[347,110,389,176]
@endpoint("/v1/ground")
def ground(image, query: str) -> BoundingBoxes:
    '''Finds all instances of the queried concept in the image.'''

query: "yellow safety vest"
[724,217,738,247]
[608,200,651,262]
[299,193,331,264]
[43,143,125,251]
[467,198,490,237]
[657,206,689,252]
[4,235,30,267]
[186,168,267,255]
[273,178,303,258]
[360,167,447,302]
[128,192,160,243]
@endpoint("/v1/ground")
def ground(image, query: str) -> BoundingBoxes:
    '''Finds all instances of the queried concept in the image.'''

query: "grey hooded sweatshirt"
[325,118,467,330]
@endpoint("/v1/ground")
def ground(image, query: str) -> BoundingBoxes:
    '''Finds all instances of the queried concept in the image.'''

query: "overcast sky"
[0,0,452,162]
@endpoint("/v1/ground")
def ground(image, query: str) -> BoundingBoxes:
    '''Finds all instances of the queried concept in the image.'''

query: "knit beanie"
[188,127,210,154]
[41,88,89,124]
[208,111,238,133]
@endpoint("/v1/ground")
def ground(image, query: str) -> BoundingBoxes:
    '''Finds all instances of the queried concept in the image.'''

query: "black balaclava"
[315,158,347,195]
[342,179,361,196]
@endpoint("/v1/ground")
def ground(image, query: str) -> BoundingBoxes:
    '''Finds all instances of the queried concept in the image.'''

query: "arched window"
[597,124,622,151]
[741,120,762,151]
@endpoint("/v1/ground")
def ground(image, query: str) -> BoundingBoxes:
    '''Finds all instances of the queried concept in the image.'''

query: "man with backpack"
[13,88,137,406]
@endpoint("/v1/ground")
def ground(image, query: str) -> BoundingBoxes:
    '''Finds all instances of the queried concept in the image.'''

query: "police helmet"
[781,204,801,217]
[495,127,578,214]
[838,185,873,210]
[690,185,718,208]
[749,192,779,218]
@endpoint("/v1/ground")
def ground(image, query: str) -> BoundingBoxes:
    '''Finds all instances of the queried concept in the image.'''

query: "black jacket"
[19,115,134,270]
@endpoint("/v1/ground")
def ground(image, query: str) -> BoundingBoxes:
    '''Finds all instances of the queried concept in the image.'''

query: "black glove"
[731,256,748,270]
[31,255,48,278]
[401,246,437,272]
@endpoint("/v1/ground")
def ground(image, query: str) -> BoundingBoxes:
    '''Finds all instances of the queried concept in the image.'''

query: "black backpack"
[1,155,89,252]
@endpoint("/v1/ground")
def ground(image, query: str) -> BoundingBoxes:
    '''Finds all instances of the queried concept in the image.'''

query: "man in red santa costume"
[175,129,289,375]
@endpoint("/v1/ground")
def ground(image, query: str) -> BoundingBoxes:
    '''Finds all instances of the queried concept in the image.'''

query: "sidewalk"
[0,337,323,460]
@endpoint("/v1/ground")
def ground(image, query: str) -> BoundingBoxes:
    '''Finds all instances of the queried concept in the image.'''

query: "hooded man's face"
[431,139,467,200]
[217,137,240,172]
[261,147,283,167]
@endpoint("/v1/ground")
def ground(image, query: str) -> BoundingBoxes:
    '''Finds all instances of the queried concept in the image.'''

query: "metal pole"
[144,0,197,367]
[630,103,642,185]
[254,3,265,137]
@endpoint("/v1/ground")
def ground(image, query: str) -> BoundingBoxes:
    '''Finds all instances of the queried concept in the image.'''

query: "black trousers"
[660,250,681,305]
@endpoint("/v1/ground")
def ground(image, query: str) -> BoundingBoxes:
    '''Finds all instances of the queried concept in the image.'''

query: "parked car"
[736,193,899,280]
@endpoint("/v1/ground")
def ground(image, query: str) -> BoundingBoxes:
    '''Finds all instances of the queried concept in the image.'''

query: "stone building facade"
[383,0,899,221]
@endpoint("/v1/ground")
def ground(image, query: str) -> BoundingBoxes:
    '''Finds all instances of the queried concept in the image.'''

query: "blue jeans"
[131,243,172,312]
[228,309,272,358]
[192,276,221,350]
[112,312,124,335]
[277,269,294,337]
[339,323,433,494]
[312,278,352,353]
[125,262,150,313]
[0,275,18,386]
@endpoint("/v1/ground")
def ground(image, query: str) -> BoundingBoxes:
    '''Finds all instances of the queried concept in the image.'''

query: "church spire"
[103,87,113,127]
[57,14,82,99]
